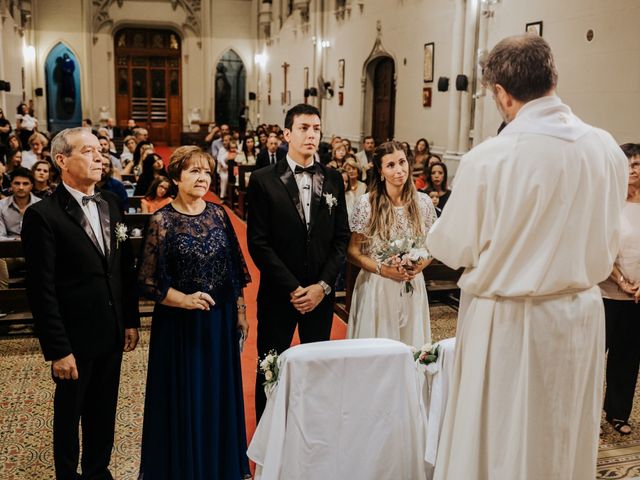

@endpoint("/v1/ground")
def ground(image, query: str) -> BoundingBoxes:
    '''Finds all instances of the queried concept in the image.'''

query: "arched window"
[45,43,82,133]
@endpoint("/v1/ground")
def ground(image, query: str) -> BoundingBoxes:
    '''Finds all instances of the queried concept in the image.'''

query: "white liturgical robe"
[427,95,628,480]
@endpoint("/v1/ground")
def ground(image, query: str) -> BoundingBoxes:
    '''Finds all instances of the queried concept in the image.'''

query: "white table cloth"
[417,337,456,480]
[248,338,426,480]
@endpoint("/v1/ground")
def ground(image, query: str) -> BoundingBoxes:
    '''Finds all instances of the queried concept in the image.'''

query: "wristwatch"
[318,280,332,296]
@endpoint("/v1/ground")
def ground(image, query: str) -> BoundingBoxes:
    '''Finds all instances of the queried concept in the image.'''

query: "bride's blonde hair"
[366,141,424,243]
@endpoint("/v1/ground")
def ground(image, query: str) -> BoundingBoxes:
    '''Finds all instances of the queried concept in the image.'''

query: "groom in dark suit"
[248,104,350,419]
[22,127,139,480]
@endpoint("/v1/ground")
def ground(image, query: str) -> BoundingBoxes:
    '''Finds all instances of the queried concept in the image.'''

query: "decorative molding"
[361,20,396,81]
[92,0,201,37]
[4,0,32,35]
[293,0,309,23]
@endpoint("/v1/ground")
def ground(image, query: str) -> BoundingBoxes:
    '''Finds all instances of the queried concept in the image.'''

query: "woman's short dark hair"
[620,143,640,159]
[167,146,215,182]
[284,104,321,130]
[482,34,558,102]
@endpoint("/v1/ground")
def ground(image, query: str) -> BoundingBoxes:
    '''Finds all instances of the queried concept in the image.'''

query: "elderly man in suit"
[22,127,140,480]
[255,133,286,169]
[247,104,351,419]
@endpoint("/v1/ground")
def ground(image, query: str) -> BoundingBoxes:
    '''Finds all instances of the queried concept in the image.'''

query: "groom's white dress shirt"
[287,155,314,229]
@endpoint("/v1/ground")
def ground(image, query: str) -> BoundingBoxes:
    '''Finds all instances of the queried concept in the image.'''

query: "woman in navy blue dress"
[137,146,251,479]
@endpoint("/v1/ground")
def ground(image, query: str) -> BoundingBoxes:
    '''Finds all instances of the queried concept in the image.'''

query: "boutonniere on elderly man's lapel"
[115,222,128,249]
[324,193,338,215]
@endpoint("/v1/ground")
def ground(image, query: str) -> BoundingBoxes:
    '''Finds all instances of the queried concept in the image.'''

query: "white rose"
[260,359,269,370]
[265,354,274,363]
[265,370,273,381]
[421,343,432,354]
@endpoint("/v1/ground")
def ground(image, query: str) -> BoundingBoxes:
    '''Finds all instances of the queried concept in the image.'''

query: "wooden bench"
[124,212,152,236]
[128,195,144,212]
[233,164,256,220]
[0,288,156,328]
[0,237,147,329]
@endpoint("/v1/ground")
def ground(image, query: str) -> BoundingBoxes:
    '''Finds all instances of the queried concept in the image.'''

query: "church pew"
[0,288,155,328]
[233,164,256,220]
[0,238,144,260]
[0,237,147,328]
[127,195,144,212]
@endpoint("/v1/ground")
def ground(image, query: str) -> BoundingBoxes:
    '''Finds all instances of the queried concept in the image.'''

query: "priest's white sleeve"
[426,157,490,270]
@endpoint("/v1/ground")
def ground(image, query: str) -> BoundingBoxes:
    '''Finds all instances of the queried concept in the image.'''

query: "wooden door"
[114,28,182,145]
[371,58,395,145]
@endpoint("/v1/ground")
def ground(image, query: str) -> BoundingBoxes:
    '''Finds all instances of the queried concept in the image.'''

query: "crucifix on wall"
[281,61,290,105]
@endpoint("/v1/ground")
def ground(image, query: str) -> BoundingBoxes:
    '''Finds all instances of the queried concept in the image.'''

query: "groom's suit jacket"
[247,158,350,303]
[22,184,139,361]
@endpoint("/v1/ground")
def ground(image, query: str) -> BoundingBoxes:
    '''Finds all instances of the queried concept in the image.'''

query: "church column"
[471,0,493,147]
[457,0,480,153]
[0,5,5,112]
[445,0,465,156]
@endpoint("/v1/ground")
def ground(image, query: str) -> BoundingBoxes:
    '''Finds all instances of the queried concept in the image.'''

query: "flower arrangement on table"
[259,349,281,394]
[411,342,441,375]
[377,236,431,295]
[412,342,440,366]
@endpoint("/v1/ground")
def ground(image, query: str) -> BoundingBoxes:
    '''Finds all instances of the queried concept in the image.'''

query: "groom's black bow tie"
[294,163,317,175]
[81,192,102,206]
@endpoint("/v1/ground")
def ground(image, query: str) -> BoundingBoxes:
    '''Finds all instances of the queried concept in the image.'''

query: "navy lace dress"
[137,202,251,480]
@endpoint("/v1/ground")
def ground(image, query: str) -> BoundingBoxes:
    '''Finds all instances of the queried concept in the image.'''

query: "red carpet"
[209,194,347,444]
[154,145,347,442]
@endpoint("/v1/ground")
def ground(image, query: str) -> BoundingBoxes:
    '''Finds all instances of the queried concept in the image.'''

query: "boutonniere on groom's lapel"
[323,193,338,215]
[115,222,128,249]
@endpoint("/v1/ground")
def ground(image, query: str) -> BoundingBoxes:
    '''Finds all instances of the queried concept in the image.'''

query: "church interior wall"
[255,0,640,159]
[31,0,90,133]
[0,6,30,120]
[479,0,640,145]
[2,0,638,150]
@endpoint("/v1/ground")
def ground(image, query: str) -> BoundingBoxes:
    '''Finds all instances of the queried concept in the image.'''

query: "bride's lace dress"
[347,192,437,348]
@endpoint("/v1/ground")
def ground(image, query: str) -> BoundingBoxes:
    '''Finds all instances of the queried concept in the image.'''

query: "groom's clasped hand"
[290,284,325,314]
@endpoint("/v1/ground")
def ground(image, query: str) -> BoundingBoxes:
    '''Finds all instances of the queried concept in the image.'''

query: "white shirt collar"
[286,154,315,174]
[63,182,96,207]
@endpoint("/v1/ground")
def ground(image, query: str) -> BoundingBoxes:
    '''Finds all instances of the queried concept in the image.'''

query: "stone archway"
[214,50,247,130]
[360,21,397,144]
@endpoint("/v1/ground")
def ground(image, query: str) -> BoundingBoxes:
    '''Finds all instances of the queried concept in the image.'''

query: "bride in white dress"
[347,141,437,348]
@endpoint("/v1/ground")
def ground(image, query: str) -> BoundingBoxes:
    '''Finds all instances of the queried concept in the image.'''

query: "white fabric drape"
[248,339,426,480]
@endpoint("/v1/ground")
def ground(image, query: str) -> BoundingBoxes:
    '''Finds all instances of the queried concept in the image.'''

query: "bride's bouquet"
[378,236,431,295]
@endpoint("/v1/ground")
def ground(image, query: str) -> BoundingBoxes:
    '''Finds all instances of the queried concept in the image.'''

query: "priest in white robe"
[428,34,628,480]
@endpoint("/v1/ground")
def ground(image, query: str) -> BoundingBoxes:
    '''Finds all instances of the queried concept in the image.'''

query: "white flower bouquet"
[378,236,431,294]
[259,349,280,393]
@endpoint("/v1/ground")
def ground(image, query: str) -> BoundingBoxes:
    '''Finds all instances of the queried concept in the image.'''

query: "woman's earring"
[381,176,384,181]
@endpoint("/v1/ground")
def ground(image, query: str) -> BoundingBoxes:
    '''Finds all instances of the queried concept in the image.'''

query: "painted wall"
[480,0,640,144]
[255,0,640,159]
[8,0,639,148]
[0,6,33,127]
[27,0,255,134]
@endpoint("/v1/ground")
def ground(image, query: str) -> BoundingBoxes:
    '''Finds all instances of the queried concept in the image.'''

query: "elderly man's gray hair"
[50,127,89,159]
